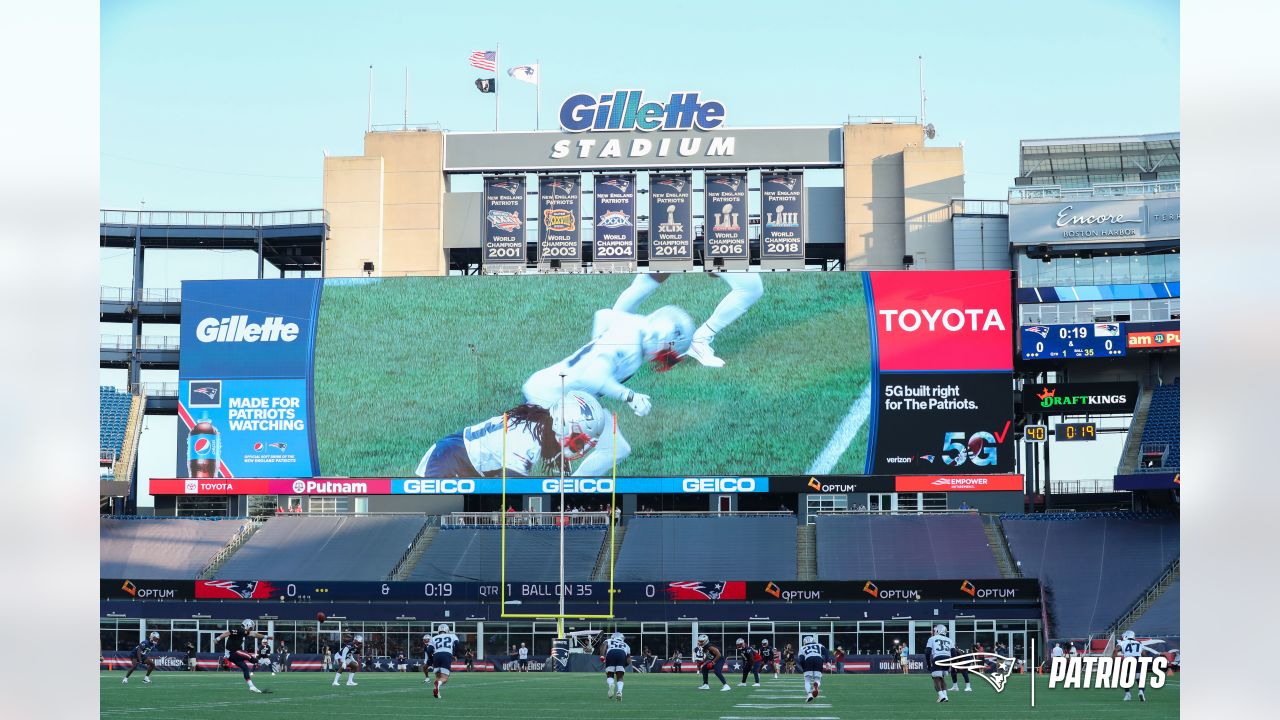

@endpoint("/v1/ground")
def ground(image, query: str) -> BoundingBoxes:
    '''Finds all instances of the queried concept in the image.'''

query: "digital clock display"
[1055,423,1098,442]
[1021,323,1127,360]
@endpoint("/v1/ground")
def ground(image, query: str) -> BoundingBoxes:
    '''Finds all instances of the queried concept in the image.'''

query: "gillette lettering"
[196,315,299,343]
[879,308,1005,332]
[559,90,726,132]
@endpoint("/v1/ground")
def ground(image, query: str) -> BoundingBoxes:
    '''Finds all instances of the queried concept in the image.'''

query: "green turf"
[100,669,1179,719]
[313,273,872,477]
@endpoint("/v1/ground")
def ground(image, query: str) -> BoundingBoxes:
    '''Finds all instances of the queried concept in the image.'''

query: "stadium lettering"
[195,315,299,343]
[878,308,1005,333]
[401,479,476,494]
[134,588,177,599]
[559,91,726,132]
[549,136,737,160]
[1054,205,1143,228]
[682,477,757,493]
[1048,656,1168,689]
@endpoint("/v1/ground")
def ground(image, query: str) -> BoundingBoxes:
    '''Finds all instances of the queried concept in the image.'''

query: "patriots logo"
[269,442,288,451]
[198,580,276,599]
[1025,325,1051,338]
[935,653,1018,693]
[918,454,936,463]
[766,176,797,191]
[598,177,630,193]
[653,177,687,192]
[710,175,741,192]
[544,178,576,195]
[192,386,218,399]
[489,180,521,195]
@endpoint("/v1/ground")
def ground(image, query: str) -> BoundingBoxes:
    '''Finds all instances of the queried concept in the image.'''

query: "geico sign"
[400,479,477,494]
[196,315,299,343]
[682,477,757,493]
[878,308,1005,333]
[541,478,614,494]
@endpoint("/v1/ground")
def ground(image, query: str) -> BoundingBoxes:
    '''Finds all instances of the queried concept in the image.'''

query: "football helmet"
[802,635,816,645]
[697,634,708,646]
[353,634,364,644]
[438,623,450,633]
[423,634,430,641]
[551,390,607,461]
[934,624,948,636]
[641,305,695,372]
[241,619,254,630]
[611,632,624,642]
[761,639,769,646]
[1123,630,1136,641]
[735,638,745,647]
[149,631,160,641]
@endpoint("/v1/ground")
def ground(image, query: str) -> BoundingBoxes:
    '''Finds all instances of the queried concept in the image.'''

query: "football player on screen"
[415,392,606,478]
[612,272,763,368]
[522,305,694,477]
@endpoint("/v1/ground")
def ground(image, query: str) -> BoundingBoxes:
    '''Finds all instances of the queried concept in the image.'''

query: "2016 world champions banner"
[538,174,581,262]
[592,173,636,261]
[482,176,527,264]
[175,271,1011,479]
[703,172,749,258]
[648,173,694,260]
[760,171,805,258]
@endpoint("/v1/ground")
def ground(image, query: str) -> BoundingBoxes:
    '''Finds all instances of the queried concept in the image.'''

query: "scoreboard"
[1021,323,1126,360]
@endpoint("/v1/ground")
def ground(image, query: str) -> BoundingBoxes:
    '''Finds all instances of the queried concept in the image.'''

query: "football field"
[313,272,873,478]
[100,670,1179,719]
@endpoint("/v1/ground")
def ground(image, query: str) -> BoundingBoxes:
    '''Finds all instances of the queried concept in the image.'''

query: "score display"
[1024,425,1048,443]
[1055,422,1098,442]
[1021,323,1127,360]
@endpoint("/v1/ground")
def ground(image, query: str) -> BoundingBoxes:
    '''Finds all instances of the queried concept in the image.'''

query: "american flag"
[469,50,496,72]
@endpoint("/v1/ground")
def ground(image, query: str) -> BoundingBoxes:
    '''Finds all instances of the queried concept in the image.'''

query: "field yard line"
[807,383,873,474]
[735,703,832,708]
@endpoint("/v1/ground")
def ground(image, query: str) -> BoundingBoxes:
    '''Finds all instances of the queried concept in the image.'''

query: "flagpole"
[536,59,541,130]
[494,42,501,131]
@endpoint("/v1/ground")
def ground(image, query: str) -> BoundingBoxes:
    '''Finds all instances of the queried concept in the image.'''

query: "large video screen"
[176,271,1012,480]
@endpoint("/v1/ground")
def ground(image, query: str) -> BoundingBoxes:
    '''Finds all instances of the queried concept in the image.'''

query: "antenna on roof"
[918,55,926,136]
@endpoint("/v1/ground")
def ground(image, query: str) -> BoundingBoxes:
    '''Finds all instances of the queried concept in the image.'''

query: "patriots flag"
[475,78,496,94]
[507,64,539,85]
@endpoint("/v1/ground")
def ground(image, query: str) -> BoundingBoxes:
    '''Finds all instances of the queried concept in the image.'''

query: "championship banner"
[482,176,527,264]
[760,171,804,258]
[592,173,636,261]
[703,172,749,259]
[648,173,694,260]
[538,174,582,262]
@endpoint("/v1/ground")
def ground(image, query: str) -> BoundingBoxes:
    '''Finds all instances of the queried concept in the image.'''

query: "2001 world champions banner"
[703,172,749,258]
[648,173,694,260]
[760,171,804,258]
[592,173,636,261]
[538,174,581,262]
[176,271,1012,480]
[482,176,526,264]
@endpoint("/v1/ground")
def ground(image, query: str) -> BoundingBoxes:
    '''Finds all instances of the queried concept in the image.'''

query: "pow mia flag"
[475,78,496,93]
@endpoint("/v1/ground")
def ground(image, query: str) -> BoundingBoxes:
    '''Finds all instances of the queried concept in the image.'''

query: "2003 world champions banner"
[538,174,581,262]
[176,271,1012,480]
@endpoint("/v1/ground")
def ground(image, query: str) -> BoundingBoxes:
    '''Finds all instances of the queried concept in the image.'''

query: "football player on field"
[415,393,605,478]
[214,620,266,693]
[602,632,631,701]
[522,305,694,477]
[924,624,953,703]
[798,635,829,703]
[1115,630,1146,702]
[735,638,762,687]
[427,624,460,699]
[332,634,363,687]
[694,634,731,692]
[759,638,778,678]
[121,631,160,684]
[612,272,763,368]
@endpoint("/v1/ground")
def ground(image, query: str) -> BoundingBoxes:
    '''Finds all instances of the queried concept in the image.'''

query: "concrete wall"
[842,123,923,269]
[903,146,964,270]
[953,215,1011,270]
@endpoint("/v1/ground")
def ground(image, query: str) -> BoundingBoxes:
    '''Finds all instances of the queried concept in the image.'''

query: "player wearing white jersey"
[416,393,606,478]
[924,625,953,703]
[612,272,763,368]
[1115,630,1146,702]
[602,632,632,701]
[523,306,694,477]
[798,635,828,703]
[428,624,460,699]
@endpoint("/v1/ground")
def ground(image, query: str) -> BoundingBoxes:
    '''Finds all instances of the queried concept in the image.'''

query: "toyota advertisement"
[176,271,1012,481]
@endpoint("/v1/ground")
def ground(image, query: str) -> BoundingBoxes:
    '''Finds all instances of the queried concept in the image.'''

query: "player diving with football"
[522,305,694,477]
[612,272,763,368]
[603,632,631,701]
[415,392,606,478]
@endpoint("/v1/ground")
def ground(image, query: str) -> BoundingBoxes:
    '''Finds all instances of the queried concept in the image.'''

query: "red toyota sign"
[868,271,1013,372]
[894,474,1024,492]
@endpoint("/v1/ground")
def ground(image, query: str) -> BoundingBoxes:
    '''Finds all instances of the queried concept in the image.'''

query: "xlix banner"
[648,173,694,260]
[592,174,636,261]
[760,171,804,258]
[482,176,527,264]
[538,174,582,262]
[703,172,749,259]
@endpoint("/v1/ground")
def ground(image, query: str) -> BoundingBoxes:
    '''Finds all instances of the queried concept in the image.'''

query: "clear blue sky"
[101,0,1178,496]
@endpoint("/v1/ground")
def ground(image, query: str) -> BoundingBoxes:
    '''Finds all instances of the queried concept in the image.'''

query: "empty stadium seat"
[215,515,426,581]
[614,516,796,580]
[814,514,999,580]
[1138,384,1180,471]
[100,517,247,579]
[408,526,604,582]
[1129,578,1179,637]
[99,386,132,456]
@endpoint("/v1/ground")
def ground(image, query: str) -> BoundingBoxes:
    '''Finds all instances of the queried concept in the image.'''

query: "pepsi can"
[188,418,220,478]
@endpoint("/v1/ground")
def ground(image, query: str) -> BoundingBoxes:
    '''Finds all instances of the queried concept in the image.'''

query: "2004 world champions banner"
[592,173,636,261]
[176,271,1012,479]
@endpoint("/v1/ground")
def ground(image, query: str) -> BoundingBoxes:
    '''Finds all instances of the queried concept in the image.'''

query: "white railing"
[951,199,1008,216]
[443,511,610,528]
[1049,479,1116,494]
[100,448,117,465]
[633,511,794,518]
[100,209,327,227]
[132,382,178,398]
[1009,180,1179,201]
[101,286,182,303]
[814,508,978,516]
[101,335,179,351]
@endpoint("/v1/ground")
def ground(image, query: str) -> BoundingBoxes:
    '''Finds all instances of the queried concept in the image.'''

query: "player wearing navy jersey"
[602,632,631,701]
[759,638,778,678]
[428,624,460,699]
[122,631,160,684]
[215,620,266,692]
[798,635,828,703]
[735,638,762,687]
[257,639,273,675]
[421,633,434,684]
[694,634,731,691]
[924,624,953,703]
[1115,630,1146,702]
[332,634,363,686]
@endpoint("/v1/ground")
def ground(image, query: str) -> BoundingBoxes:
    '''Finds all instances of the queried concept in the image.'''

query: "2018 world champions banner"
[538,174,581,262]
[482,176,526,264]
[648,173,694,259]
[703,172,748,258]
[592,174,636,261]
[760,171,805,258]
[176,271,1011,479]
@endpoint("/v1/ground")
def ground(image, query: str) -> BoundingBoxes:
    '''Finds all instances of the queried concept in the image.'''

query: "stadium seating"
[814,514,999,580]
[1001,513,1179,638]
[1130,578,1179,637]
[100,386,132,456]
[614,516,796,580]
[215,515,426,581]
[1139,383,1179,471]
[101,516,247,579]
[407,526,604,582]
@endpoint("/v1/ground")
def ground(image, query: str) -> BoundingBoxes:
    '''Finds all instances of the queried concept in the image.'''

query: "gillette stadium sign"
[444,90,841,171]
